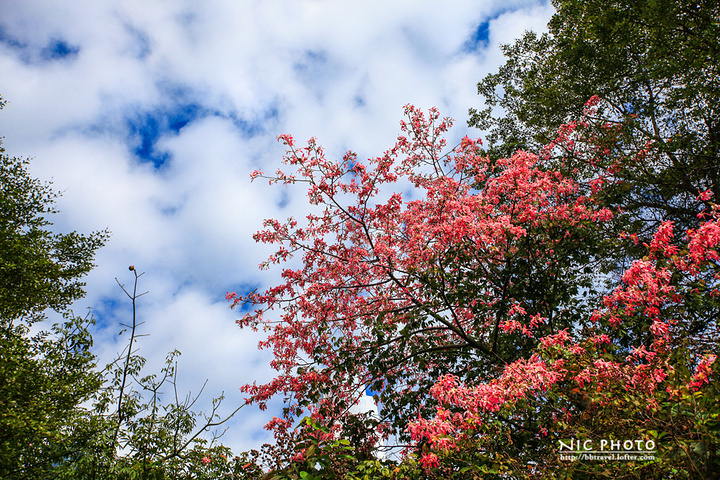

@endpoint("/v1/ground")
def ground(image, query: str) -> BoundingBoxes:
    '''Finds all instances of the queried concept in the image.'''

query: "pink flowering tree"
[230,105,617,444]
[231,103,720,477]
[407,204,720,476]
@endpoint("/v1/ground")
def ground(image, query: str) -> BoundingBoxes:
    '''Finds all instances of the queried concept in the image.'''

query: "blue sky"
[0,0,553,454]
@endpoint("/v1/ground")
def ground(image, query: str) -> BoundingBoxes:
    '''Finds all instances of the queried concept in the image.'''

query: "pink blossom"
[698,189,713,201]
[419,453,439,470]
[688,354,717,391]
[650,320,669,338]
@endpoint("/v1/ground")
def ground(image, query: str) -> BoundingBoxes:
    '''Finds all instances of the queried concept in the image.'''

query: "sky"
[0,0,553,454]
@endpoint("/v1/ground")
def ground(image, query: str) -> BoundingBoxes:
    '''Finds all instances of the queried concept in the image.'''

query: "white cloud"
[0,0,554,455]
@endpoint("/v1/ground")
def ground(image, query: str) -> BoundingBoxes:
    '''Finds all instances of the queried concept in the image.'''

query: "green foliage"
[0,96,108,478]
[260,417,424,480]
[0,138,107,324]
[0,314,104,479]
[471,0,720,234]
[0,101,241,478]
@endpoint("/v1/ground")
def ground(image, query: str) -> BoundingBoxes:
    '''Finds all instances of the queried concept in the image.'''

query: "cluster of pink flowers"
[232,103,720,474]
[689,354,717,391]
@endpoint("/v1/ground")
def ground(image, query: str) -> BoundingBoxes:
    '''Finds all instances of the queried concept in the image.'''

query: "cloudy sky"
[0,0,553,453]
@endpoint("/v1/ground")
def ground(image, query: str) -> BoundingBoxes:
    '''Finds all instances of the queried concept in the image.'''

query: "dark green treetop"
[0,95,109,478]
[471,0,720,234]
[0,97,108,325]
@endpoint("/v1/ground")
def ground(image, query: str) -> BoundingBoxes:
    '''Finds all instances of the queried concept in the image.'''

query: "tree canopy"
[0,96,109,478]
[470,0,720,235]
[233,1,720,477]
[233,105,613,437]
[236,103,720,479]
[0,107,107,325]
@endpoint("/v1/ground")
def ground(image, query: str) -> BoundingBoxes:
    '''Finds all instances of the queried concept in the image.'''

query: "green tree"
[0,96,243,479]
[0,95,109,478]
[0,110,106,323]
[0,315,106,479]
[470,0,720,235]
